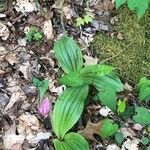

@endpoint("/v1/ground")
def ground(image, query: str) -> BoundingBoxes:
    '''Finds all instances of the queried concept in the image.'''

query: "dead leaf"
[51,85,66,95]
[83,54,99,66]
[43,20,54,40]
[0,23,10,40]
[0,69,5,75]
[15,0,40,13]
[133,123,143,131]
[5,53,18,65]
[106,144,120,150]
[120,127,136,138]
[18,112,40,131]
[99,107,111,117]
[63,5,74,20]
[122,138,140,150]
[79,120,101,141]
[3,125,26,150]
[29,132,52,143]
[19,62,31,80]
[4,91,26,111]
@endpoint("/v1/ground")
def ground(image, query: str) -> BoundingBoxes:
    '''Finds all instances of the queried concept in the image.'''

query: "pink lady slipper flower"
[38,98,51,118]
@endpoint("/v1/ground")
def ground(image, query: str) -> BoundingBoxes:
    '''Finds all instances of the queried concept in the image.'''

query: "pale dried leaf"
[133,123,143,131]
[83,54,99,66]
[4,91,26,111]
[18,112,40,131]
[43,20,54,40]
[15,0,39,13]
[122,138,140,150]
[79,120,101,141]
[29,132,52,143]
[107,144,120,150]
[3,125,26,149]
[19,62,31,80]
[120,127,136,138]
[99,107,111,117]
[0,23,10,40]
[5,53,18,65]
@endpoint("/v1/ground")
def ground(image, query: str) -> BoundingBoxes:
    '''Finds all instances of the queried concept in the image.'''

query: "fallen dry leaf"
[43,20,54,40]
[29,132,52,143]
[3,125,26,150]
[79,120,101,141]
[19,62,31,80]
[83,54,99,66]
[18,112,40,131]
[62,5,74,20]
[120,127,136,138]
[5,53,18,65]
[106,144,120,150]
[4,91,26,111]
[15,0,40,13]
[0,23,10,40]
[99,107,111,117]
[122,138,140,150]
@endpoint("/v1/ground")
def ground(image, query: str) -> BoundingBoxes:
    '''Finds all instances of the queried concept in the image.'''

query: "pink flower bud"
[38,98,51,118]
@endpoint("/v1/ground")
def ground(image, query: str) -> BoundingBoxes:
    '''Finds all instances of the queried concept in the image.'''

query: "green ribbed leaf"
[137,77,150,102]
[80,65,114,84]
[115,0,126,9]
[98,86,117,112]
[59,72,85,87]
[52,85,89,139]
[54,35,83,73]
[54,132,89,150]
[127,0,149,18]
[93,72,123,92]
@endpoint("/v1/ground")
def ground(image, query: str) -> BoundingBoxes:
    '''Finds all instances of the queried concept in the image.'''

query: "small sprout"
[117,99,126,114]
[76,15,93,27]
[25,26,43,43]
[38,98,51,118]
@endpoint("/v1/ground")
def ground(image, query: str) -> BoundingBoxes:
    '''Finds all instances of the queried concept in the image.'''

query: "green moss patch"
[91,7,150,83]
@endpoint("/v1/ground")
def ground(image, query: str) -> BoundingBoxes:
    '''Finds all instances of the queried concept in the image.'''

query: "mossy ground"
[91,7,150,83]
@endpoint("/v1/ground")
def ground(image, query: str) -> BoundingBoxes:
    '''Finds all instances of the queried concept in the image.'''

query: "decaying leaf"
[122,138,140,150]
[0,23,10,40]
[19,62,31,80]
[18,112,40,131]
[83,54,99,66]
[79,120,101,141]
[29,132,52,143]
[3,125,26,149]
[5,53,18,65]
[15,0,40,13]
[4,91,26,111]
[43,20,54,40]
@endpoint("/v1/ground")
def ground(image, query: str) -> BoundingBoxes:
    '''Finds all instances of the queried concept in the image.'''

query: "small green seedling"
[32,77,49,101]
[76,15,93,27]
[25,26,43,43]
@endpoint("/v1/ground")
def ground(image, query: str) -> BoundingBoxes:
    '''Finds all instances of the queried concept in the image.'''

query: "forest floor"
[0,0,150,150]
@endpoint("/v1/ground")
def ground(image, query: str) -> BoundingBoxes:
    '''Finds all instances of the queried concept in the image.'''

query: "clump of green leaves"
[33,77,49,100]
[52,35,123,149]
[137,77,150,102]
[133,107,150,125]
[51,35,150,150]
[115,0,150,18]
[25,26,43,43]
[99,119,119,139]
[76,15,93,27]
